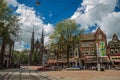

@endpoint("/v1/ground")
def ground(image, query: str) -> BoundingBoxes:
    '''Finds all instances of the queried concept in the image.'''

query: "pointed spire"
[31,28,34,52]
[30,28,35,65]
[32,28,34,39]
[41,28,44,45]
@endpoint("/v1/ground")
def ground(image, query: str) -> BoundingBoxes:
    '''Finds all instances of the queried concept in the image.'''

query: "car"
[37,65,52,71]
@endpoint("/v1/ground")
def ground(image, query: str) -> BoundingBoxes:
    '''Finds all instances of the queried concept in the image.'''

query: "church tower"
[39,28,45,65]
[30,28,34,65]
[41,28,44,46]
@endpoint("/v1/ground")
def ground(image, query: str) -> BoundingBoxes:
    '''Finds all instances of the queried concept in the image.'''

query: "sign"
[96,41,106,57]
[100,42,106,56]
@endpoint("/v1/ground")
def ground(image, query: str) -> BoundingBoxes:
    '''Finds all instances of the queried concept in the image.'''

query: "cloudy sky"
[5,0,120,51]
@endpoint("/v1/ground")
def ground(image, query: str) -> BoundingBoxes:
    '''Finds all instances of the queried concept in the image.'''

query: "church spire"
[41,28,44,46]
[30,28,35,65]
[31,28,34,52]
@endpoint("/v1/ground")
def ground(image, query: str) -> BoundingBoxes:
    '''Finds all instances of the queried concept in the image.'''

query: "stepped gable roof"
[108,33,120,47]
[112,33,120,42]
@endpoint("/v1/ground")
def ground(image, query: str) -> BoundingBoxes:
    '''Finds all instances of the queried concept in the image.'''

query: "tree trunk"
[1,39,6,68]
[67,45,70,68]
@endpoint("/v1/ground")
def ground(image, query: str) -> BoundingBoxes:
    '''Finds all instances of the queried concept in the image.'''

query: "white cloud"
[71,0,120,40]
[5,0,18,7]
[14,4,54,51]
[99,12,120,38]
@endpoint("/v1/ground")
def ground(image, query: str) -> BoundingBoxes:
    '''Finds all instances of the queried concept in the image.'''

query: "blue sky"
[5,0,120,51]
[17,0,82,24]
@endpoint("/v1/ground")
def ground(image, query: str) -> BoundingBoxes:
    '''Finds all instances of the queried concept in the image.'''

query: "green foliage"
[32,51,39,65]
[50,19,84,51]
[50,19,84,67]
[0,0,20,40]
[13,50,29,65]
[0,0,10,20]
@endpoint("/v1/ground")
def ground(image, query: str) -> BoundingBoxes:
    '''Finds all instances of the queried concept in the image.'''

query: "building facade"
[48,28,110,69]
[107,34,120,66]
[0,37,14,68]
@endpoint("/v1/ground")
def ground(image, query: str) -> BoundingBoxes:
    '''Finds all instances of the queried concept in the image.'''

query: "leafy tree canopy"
[0,0,20,41]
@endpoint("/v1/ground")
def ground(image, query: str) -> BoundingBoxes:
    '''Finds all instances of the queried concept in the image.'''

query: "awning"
[47,60,57,64]
[85,61,97,63]
[58,60,67,63]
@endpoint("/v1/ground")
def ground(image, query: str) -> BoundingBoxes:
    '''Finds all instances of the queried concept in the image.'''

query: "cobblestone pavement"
[0,68,53,80]
[1,67,120,80]
[20,66,120,80]
[42,70,120,80]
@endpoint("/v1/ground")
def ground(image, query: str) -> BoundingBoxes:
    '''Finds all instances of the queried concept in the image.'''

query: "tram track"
[35,71,52,80]
[3,69,21,80]
[0,68,57,80]
[29,70,40,80]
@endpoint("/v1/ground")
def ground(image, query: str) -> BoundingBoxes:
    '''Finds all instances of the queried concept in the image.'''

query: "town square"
[0,0,120,80]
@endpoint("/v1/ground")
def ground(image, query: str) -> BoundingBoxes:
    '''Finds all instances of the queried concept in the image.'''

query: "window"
[110,43,113,47]
[110,51,113,55]
[115,51,118,54]
[76,53,78,57]
[97,34,102,39]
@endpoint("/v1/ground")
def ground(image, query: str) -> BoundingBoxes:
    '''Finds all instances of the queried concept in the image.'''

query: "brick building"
[48,28,110,69]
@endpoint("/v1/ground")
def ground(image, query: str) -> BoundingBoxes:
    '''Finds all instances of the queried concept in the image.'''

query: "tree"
[50,19,84,68]
[0,0,20,67]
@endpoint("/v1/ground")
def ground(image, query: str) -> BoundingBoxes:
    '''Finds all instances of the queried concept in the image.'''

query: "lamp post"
[96,41,100,71]
[78,38,82,69]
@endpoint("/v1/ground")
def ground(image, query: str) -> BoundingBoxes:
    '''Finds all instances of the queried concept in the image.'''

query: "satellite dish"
[36,1,40,6]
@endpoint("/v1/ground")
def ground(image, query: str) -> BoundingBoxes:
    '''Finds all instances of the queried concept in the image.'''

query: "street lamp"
[96,41,101,71]
[78,38,82,69]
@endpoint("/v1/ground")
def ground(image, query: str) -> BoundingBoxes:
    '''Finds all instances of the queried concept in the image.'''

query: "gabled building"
[80,28,109,68]
[107,34,120,66]
[48,28,110,69]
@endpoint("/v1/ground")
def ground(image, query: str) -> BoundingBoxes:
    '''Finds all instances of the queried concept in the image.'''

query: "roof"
[80,33,95,41]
